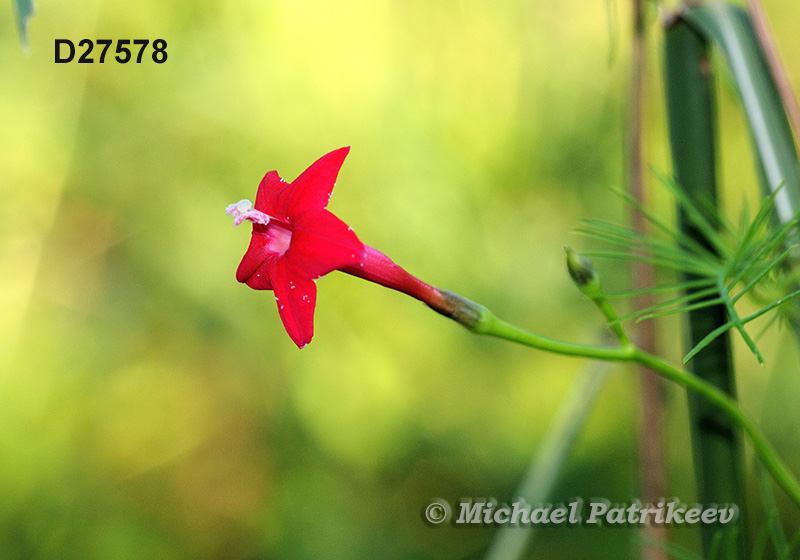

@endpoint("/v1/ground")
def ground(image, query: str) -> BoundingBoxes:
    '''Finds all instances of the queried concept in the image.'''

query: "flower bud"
[565,247,602,298]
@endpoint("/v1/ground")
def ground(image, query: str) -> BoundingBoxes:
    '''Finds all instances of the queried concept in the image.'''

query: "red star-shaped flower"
[227,147,365,348]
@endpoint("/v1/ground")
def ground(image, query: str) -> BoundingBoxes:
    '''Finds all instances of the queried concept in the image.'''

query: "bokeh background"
[3,0,800,558]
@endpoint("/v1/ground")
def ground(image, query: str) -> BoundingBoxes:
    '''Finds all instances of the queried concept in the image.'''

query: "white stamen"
[226,199,272,226]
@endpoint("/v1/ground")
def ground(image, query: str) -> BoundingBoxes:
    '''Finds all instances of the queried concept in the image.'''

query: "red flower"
[229,147,482,348]
[227,147,364,348]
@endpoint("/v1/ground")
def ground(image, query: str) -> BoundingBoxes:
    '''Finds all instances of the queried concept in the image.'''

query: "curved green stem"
[632,349,800,509]
[451,293,800,509]
[475,312,636,362]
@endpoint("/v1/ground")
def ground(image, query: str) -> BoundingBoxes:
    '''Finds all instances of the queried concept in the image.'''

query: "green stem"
[632,350,800,513]
[476,312,635,362]
[593,296,632,347]
[453,295,800,509]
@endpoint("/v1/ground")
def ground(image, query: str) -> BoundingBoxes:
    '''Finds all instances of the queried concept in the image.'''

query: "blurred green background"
[2,1,800,558]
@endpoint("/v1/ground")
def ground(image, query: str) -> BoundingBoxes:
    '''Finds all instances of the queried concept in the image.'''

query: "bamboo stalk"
[664,16,745,558]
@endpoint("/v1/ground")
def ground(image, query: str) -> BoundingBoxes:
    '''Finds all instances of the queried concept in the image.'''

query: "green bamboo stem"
[683,0,800,383]
[684,2,800,220]
[665,14,744,556]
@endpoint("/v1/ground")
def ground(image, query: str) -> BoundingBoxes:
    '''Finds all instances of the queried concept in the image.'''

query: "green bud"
[564,247,602,298]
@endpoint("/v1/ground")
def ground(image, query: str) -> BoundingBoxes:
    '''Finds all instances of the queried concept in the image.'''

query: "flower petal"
[270,259,317,348]
[254,148,350,221]
[254,170,289,221]
[287,209,365,279]
[282,147,350,218]
[236,232,276,290]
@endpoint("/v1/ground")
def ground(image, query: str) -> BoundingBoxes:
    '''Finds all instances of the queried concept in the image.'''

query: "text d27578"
[55,39,167,64]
